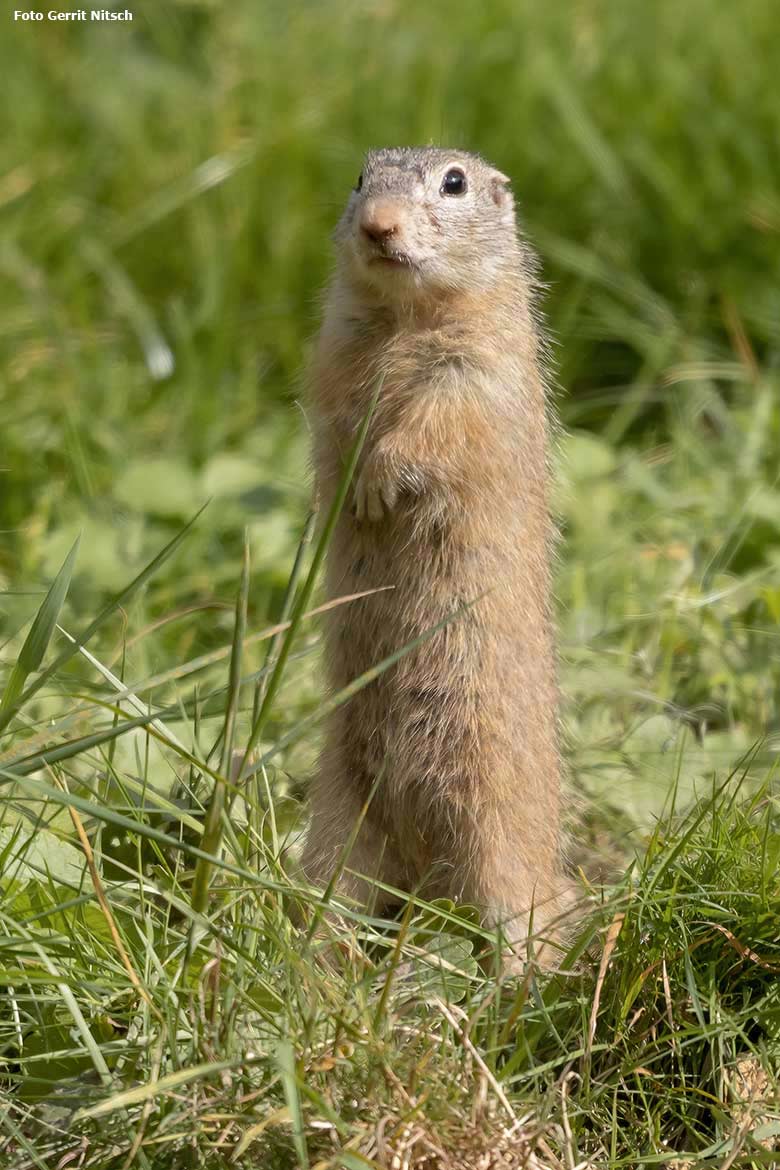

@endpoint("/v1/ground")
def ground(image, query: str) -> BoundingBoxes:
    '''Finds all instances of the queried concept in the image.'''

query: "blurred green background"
[2,0,779,852]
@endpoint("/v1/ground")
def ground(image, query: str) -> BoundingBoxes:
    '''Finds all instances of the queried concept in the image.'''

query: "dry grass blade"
[584,910,624,1065]
[97,586,393,705]
[73,1058,241,1120]
[50,766,161,1019]
[434,998,517,1124]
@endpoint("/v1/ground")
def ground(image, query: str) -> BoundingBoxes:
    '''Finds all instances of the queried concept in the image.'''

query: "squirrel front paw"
[353,451,400,522]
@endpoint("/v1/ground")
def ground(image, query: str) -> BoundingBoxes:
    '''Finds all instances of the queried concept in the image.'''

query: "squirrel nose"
[360,201,399,244]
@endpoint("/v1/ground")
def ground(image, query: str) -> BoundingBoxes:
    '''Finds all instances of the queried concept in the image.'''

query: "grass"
[1,0,779,1165]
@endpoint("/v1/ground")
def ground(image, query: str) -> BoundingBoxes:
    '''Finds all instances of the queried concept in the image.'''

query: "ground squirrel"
[302,146,566,958]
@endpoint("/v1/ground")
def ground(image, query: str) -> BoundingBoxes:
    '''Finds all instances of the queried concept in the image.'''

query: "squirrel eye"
[440,168,467,196]
[355,172,363,192]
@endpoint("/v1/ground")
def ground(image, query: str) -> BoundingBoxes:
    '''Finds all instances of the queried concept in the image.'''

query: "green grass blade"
[2,505,207,731]
[251,509,316,729]
[220,532,250,780]
[243,596,480,778]
[55,623,188,753]
[0,536,79,729]
[277,1039,309,1170]
[238,374,384,773]
[189,534,250,921]
[0,1108,53,1170]
[0,771,279,890]
[1,701,221,791]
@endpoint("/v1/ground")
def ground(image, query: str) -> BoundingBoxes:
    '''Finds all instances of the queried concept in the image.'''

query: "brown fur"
[301,147,566,955]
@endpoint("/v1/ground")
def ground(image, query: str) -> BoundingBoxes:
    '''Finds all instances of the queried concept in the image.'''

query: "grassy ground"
[1,1,779,1166]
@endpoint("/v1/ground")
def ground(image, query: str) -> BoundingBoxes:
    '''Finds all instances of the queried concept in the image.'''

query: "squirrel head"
[334,147,519,302]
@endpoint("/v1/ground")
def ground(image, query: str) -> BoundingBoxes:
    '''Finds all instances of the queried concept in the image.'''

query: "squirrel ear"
[490,171,512,207]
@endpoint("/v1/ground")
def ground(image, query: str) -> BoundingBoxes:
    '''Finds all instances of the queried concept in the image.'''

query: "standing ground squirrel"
[302,146,566,958]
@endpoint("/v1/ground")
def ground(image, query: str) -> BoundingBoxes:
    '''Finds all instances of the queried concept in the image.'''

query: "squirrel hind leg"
[419,809,571,971]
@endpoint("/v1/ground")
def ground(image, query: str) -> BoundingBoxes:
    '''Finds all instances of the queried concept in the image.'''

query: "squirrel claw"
[354,464,398,522]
